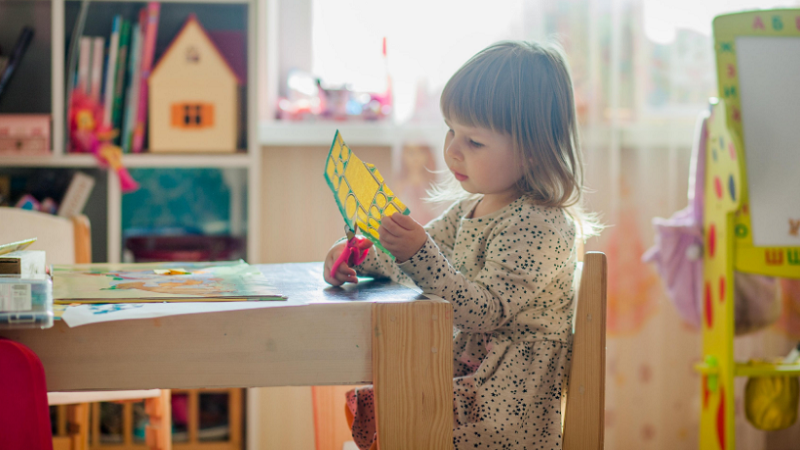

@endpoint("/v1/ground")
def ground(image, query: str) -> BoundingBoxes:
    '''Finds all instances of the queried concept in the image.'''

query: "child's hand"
[323,240,373,286]
[379,213,427,263]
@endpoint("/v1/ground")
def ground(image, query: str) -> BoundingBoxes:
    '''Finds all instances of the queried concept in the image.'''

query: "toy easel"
[696,9,800,450]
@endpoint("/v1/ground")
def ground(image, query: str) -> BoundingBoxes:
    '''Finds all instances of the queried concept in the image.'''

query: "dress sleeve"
[396,211,575,333]
[353,200,463,281]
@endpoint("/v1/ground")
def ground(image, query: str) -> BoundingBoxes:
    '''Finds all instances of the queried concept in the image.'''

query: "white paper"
[61,299,307,328]
[736,37,800,247]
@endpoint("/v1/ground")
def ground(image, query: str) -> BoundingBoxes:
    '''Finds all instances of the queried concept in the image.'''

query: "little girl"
[324,40,595,450]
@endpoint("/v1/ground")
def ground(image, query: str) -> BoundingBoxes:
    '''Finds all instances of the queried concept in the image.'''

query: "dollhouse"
[149,15,241,153]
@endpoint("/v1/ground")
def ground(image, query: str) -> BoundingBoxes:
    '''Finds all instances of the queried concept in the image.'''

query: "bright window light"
[312,0,525,122]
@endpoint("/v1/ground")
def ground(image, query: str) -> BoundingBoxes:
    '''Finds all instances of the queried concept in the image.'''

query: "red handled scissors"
[329,223,372,280]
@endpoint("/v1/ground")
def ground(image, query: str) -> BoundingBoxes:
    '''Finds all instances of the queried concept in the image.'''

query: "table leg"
[372,300,453,450]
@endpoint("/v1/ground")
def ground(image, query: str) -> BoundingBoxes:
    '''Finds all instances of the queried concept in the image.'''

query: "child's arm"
[348,202,463,281]
[394,214,575,333]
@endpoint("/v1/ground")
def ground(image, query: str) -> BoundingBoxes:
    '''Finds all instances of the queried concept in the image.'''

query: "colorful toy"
[69,90,139,193]
[14,194,39,211]
[324,130,409,257]
[277,38,392,122]
[696,9,800,450]
[148,15,241,153]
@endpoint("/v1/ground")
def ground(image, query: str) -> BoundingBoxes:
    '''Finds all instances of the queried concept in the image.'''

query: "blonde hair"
[431,40,599,238]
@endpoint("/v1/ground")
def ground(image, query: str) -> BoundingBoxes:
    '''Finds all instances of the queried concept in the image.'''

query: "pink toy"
[69,90,139,193]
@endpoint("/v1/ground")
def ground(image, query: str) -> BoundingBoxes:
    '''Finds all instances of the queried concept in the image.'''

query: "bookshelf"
[0,0,261,265]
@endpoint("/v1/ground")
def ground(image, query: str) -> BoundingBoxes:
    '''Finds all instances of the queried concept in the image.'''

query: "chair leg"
[145,390,172,450]
[67,403,90,450]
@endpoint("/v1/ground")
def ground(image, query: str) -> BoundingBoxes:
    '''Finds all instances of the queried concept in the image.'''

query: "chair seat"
[0,338,53,450]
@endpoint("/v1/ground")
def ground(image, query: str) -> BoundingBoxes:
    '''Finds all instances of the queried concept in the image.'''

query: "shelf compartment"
[0,1,52,115]
[64,0,250,151]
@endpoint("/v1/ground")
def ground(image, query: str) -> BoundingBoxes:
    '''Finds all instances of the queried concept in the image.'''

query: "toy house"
[149,15,241,153]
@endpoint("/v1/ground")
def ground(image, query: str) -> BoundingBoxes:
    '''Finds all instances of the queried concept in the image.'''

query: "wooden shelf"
[258,120,698,148]
[0,153,254,168]
[259,122,446,146]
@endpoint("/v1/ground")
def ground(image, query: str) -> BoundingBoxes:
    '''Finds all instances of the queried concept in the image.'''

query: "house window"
[172,103,214,129]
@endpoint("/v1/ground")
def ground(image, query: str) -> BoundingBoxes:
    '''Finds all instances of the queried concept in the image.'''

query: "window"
[271,0,799,126]
[171,103,214,129]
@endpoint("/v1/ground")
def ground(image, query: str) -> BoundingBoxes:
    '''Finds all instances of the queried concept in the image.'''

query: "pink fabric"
[345,387,377,450]
[644,109,780,334]
[642,112,708,329]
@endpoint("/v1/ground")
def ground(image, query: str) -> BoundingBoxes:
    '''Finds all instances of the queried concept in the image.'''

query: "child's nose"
[445,140,464,161]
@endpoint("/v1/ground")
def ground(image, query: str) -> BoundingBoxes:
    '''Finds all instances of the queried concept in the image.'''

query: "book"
[90,37,105,102]
[57,172,95,218]
[0,250,46,277]
[103,16,122,128]
[111,20,131,144]
[122,15,143,153]
[132,2,160,153]
[0,27,34,101]
[51,261,285,304]
[0,239,36,257]
[77,37,92,95]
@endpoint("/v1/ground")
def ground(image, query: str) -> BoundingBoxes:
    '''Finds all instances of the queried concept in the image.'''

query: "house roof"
[151,14,243,85]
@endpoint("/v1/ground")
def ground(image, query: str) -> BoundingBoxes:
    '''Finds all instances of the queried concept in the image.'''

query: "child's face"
[443,119,522,197]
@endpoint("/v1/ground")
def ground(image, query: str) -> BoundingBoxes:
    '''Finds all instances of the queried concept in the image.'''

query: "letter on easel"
[788,249,800,265]
[790,219,800,236]
[754,16,765,29]
[766,249,784,265]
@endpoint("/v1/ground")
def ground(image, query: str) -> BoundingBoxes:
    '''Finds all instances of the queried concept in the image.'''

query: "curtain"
[570,1,800,448]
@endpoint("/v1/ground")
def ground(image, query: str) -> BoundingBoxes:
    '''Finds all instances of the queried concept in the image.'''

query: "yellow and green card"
[324,130,410,256]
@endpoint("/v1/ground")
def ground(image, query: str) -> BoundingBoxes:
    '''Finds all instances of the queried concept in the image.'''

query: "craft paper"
[52,260,284,303]
[61,298,306,327]
[324,130,410,255]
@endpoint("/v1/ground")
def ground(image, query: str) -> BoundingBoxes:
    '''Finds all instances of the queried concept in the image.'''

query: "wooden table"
[0,263,454,450]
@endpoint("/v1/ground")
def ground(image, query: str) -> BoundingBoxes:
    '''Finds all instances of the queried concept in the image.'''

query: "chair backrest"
[0,208,91,264]
[563,252,607,450]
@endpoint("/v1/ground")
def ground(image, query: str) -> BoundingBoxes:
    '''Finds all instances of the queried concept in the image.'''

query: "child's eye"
[469,139,484,148]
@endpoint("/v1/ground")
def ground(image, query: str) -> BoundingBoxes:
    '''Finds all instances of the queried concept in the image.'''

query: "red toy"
[69,90,139,193]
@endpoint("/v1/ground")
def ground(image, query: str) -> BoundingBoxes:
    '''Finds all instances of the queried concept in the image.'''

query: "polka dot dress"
[350,195,577,450]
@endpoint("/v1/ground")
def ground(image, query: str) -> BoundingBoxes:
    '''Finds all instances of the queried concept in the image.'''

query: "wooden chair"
[563,251,607,450]
[0,207,172,450]
[313,252,608,450]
